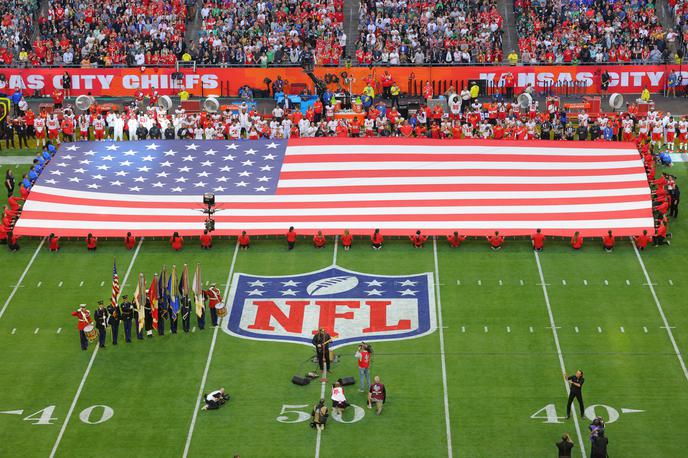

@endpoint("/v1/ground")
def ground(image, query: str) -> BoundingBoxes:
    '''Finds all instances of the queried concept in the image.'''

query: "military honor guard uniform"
[169,302,178,334]
[157,293,167,336]
[181,297,191,333]
[144,296,154,337]
[93,301,108,348]
[71,303,92,350]
[106,300,121,345]
[120,295,134,343]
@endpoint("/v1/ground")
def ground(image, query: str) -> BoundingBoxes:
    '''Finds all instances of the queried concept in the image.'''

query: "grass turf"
[0,166,686,458]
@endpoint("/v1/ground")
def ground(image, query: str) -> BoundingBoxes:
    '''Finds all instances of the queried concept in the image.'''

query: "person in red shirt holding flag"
[634,230,651,250]
[571,232,584,250]
[409,230,428,248]
[48,233,60,252]
[124,232,136,250]
[602,230,615,252]
[531,228,545,251]
[341,229,352,251]
[71,303,93,350]
[170,232,184,251]
[487,231,504,250]
[371,228,383,250]
[286,226,297,250]
[200,229,212,249]
[313,231,326,249]
[447,231,466,248]
[86,233,97,251]
[238,230,250,250]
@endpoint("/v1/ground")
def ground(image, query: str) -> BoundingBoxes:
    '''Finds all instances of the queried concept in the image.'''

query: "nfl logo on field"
[224,267,437,348]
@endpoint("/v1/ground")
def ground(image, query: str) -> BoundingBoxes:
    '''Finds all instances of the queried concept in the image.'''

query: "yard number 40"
[530,404,620,424]
[23,405,114,425]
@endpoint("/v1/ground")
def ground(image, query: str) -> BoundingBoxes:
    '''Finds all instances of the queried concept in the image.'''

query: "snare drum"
[83,325,97,343]
[215,303,227,318]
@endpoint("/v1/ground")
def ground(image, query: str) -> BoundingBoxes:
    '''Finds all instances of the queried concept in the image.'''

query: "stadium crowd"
[195,0,345,66]
[356,0,504,64]
[0,0,38,65]
[514,0,680,64]
[30,0,189,67]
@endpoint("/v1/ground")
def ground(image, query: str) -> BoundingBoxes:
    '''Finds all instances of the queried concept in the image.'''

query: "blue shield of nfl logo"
[223,266,437,348]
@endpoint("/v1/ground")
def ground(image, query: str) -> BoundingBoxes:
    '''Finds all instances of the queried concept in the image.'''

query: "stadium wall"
[1,65,686,97]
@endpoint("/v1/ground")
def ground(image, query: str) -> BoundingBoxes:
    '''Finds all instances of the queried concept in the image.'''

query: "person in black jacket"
[556,433,574,457]
[590,429,608,458]
[565,370,585,419]
[4,169,14,197]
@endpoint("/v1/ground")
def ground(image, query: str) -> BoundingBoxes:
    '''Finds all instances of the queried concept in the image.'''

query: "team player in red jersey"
[170,232,184,251]
[286,226,297,250]
[124,232,136,250]
[409,230,428,248]
[531,228,545,251]
[487,231,504,250]
[371,228,383,250]
[313,231,326,248]
[571,232,584,250]
[341,229,352,251]
[34,115,46,146]
[447,231,466,248]
[200,229,213,249]
[238,231,250,250]
[602,230,615,252]
[634,230,651,250]
[48,233,60,251]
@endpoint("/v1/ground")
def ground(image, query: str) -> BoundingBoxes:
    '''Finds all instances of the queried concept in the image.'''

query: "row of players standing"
[71,284,223,350]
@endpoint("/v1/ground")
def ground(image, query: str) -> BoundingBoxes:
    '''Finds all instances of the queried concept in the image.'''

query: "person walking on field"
[565,370,585,419]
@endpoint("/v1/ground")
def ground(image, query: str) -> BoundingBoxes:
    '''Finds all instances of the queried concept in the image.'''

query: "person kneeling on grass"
[368,376,386,415]
[331,381,349,415]
[310,399,329,431]
[202,388,230,410]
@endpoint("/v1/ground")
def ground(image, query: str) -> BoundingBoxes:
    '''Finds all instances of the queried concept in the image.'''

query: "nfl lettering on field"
[223,266,437,348]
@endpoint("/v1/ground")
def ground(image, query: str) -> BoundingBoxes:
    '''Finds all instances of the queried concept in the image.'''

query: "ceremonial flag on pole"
[134,273,146,332]
[179,264,189,301]
[148,273,159,330]
[158,265,168,318]
[192,263,204,318]
[110,259,120,307]
[168,265,179,319]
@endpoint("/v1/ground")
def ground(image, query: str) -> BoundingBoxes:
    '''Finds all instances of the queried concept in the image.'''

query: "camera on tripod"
[202,193,216,232]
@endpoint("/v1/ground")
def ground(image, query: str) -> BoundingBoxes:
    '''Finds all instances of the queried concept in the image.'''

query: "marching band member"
[203,283,223,327]
[71,303,93,350]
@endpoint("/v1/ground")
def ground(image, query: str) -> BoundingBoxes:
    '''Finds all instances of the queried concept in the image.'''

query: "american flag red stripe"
[14,139,655,237]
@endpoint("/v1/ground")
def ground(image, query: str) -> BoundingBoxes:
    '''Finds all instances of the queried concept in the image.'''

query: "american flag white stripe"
[14,139,655,237]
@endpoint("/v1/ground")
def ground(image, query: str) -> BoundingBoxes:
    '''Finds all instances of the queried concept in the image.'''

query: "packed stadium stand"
[196,0,345,66]
[37,0,188,66]
[514,0,673,64]
[355,0,504,64]
[0,0,39,65]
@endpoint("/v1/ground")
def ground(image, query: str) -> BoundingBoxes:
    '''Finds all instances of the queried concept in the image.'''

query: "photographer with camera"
[202,388,230,411]
[355,342,371,392]
[310,399,329,431]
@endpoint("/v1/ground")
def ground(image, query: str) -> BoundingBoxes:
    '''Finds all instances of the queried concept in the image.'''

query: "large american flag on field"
[14,139,654,237]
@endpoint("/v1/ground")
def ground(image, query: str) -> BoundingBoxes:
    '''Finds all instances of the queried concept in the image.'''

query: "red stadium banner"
[1,65,686,98]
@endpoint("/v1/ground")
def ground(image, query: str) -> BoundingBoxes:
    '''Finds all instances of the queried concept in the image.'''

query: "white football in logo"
[307,276,359,296]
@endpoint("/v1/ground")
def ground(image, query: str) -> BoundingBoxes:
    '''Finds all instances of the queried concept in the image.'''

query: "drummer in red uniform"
[71,303,93,350]
[203,282,223,327]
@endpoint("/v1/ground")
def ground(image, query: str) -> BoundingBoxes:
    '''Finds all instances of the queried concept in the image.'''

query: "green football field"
[0,165,686,458]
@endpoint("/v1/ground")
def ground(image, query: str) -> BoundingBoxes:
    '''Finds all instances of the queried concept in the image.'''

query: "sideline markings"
[37,281,42,287]
[183,240,241,458]
[562,279,567,286]
[34,328,39,335]
[507,326,511,333]
[0,238,45,321]
[79,281,84,287]
[432,238,454,458]
[668,279,674,286]
[49,239,143,458]
[484,326,488,333]
[477,280,481,286]
[100,281,105,287]
[461,326,466,333]
[520,279,524,286]
[643,326,648,334]
[57,328,62,334]
[529,326,534,333]
[632,242,688,382]
[534,251,587,457]
[574,326,579,334]
[583,280,588,286]
[597,327,602,333]
[58,281,63,287]
[626,280,631,286]
[11,328,16,335]
[620,327,625,333]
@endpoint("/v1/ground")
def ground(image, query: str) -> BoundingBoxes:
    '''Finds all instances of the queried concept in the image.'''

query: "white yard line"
[49,238,143,458]
[0,238,45,320]
[183,241,240,458]
[315,239,340,458]
[432,238,454,458]
[533,251,587,458]
[632,242,688,382]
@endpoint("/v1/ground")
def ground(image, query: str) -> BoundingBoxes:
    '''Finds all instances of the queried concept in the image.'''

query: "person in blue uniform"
[181,297,191,332]
[106,299,121,345]
[169,302,178,334]
[120,295,134,343]
[93,300,108,348]
[157,291,167,336]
